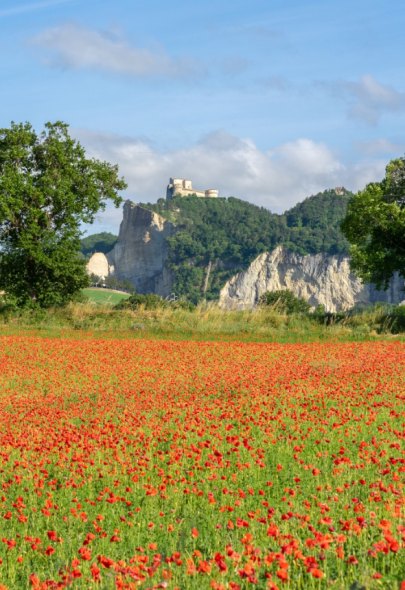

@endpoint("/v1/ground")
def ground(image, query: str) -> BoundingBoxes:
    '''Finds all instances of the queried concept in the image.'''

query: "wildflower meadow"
[0,336,403,589]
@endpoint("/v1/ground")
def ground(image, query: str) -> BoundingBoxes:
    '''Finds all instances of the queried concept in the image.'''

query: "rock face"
[107,201,175,296]
[219,246,404,312]
[86,252,112,281]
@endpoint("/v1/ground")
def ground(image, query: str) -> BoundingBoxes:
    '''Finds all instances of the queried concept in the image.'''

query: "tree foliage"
[0,121,126,307]
[259,289,311,314]
[284,189,351,255]
[81,232,117,257]
[341,157,405,288]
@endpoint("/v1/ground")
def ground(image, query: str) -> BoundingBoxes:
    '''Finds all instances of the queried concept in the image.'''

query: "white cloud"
[342,159,386,194]
[356,138,405,156]
[0,0,71,17]
[77,129,386,233]
[337,75,405,125]
[32,22,198,78]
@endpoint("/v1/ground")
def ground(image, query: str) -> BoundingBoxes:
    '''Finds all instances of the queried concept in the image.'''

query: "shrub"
[259,290,310,314]
[115,293,194,311]
[380,304,405,333]
[115,293,165,310]
[311,305,348,325]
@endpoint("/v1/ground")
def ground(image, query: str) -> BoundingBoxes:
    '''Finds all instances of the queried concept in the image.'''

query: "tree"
[0,121,127,307]
[341,157,405,289]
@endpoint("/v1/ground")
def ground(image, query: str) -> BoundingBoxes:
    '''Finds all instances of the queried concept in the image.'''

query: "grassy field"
[0,336,403,589]
[81,288,131,306]
[0,301,404,343]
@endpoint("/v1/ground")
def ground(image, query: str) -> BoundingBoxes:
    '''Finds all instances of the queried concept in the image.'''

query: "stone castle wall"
[166,178,218,199]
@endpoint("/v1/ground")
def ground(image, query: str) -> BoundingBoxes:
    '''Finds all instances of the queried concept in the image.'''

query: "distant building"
[166,178,219,199]
[334,187,346,196]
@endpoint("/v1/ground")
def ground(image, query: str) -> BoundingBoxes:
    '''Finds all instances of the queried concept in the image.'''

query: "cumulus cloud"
[32,22,198,78]
[326,75,405,125]
[76,129,386,232]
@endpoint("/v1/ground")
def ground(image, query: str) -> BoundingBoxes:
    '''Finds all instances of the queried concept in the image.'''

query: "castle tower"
[166,178,218,199]
[205,189,219,198]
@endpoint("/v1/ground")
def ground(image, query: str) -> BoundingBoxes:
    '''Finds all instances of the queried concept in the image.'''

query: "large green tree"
[341,157,405,288]
[0,121,126,307]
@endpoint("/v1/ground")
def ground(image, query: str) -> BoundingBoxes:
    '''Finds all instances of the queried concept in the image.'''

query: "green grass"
[0,301,404,343]
[81,287,131,306]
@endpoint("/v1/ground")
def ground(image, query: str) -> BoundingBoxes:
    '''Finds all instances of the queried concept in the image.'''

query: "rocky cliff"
[219,246,404,312]
[106,201,175,296]
[86,252,112,281]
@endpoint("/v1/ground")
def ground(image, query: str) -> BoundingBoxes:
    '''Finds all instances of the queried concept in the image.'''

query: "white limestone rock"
[219,245,404,312]
[86,252,111,281]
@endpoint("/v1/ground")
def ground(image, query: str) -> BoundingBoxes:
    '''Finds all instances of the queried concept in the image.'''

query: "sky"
[1,0,404,234]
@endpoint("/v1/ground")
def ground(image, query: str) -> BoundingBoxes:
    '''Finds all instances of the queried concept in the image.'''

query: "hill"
[81,232,117,257]
[82,189,352,303]
[283,189,351,255]
[143,189,351,301]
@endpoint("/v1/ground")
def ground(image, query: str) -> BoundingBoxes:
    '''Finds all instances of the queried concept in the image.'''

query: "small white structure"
[166,178,219,199]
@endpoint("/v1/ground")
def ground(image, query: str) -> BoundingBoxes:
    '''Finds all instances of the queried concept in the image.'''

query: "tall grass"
[0,301,403,342]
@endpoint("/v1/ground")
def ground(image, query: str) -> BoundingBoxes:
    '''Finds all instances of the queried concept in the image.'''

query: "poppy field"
[0,336,404,589]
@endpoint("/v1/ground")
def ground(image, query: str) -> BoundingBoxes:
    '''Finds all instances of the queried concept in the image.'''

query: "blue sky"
[1,0,404,233]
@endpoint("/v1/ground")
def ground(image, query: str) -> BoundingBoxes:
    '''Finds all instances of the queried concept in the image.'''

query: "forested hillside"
[80,232,117,257]
[145,189,351,301]
[82,189,351,302]
[283,190,351,255]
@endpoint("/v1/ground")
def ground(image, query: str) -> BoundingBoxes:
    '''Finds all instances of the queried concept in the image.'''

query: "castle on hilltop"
[166,178,219,200]
[334,187,346,196]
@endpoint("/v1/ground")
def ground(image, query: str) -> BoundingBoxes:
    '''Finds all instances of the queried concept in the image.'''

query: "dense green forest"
[283,190,351,255]
[80,232,117,257]
[82,189,351,302]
